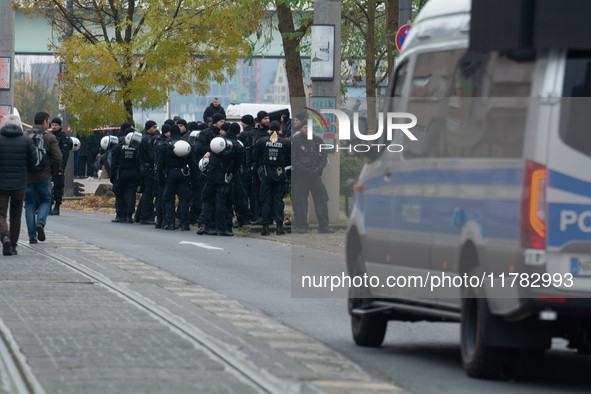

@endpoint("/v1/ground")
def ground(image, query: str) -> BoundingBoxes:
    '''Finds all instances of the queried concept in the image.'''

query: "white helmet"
[100,135,119,151]
[172,140,191,157]
[210,136,233,155]
[199,157,209,172]
[125,131,142,148]
[189,130,200,145]
[70,137,81,151]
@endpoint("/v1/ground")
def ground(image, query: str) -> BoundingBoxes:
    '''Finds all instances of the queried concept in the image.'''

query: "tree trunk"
[385,0,399,80]
[366,0,377,130]
[276,2,307,115]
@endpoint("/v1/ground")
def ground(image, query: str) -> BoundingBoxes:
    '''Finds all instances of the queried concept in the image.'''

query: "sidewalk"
[0,230,403,394]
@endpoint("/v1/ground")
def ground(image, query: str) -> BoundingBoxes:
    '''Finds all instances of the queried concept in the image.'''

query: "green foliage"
[15,1,264,133]
[340,154,365,195]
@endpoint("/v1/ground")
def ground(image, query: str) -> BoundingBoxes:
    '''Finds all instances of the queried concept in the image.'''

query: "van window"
[392,61,408,98]
[442,52,534,158]
[559,50,591,157]
[404,50,465,158]
[403,50,534,159]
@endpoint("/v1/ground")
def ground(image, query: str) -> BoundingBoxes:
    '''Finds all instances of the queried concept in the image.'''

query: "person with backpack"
[23,112,62,245]
[48,117,72,215]
[0,114,44,256]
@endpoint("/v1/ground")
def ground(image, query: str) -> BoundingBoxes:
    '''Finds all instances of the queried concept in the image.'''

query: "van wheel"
[348,257,387,347]
[461,296,507,379]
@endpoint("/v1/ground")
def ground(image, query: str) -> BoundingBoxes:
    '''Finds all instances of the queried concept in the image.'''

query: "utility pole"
[64,0,75,196]
[399,0,412,27]
[0,0,15,118]
[309,0,341,225]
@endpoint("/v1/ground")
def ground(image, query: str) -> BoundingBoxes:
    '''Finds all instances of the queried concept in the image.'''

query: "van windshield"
[560,50,591,157]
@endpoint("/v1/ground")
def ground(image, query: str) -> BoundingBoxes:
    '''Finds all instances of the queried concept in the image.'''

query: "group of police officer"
[102,110,335,236]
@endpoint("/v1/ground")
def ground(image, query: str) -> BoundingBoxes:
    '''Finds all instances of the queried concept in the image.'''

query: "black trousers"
[137,174,155,221]
[51,173,65,207]
[0,188,26,246]
[163,169,191,227]
[251,171,261,221]
[112,169,140,216]
[154,174,165,224]
[78,155,88,177]
[190,177,203,224]
[233,175,251,224]
[292,170,329,229]
[260,167,285,225]
[199,171,232,232]
[87,152,99,177]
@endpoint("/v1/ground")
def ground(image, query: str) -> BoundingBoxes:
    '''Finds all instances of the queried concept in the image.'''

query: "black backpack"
[29,129,49,172]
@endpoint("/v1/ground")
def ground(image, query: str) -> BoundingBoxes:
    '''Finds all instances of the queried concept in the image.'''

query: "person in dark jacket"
[49,117,72,215]
[202,97,226,122]
[196,123,236,236]
[291,122,334,234]
[77,135,88,178]
[254,121,291,236]
[24,112,62,244]
[238,115,256,224]
[249,111,271,224]
[87,129,103,177]
[194,113,225,234]
[225,123,251,228]
[153,124,171,228]
[110,127,141,223]
[158,125,199,231]
[0,115,38,256]
[136,120,159,224]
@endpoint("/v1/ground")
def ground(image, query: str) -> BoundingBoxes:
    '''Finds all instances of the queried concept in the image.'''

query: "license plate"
[571,257,591,276]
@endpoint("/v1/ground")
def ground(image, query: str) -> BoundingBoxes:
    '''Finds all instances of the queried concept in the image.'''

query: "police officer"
[197,123,236,236]
[187,123,205,225]
[195,113,225,234]
[157,125,198,231]
[153,124,171,228]
[111,127,141,223]
[254,121,290,236]
[249,111,271,224]
[136,120,159,224]
[225,123,251,227]
[291,122,335,234]
[238,115,256,226]
[48,117,72,215]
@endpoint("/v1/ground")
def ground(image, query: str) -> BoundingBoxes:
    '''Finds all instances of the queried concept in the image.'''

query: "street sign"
[396,24,412,52]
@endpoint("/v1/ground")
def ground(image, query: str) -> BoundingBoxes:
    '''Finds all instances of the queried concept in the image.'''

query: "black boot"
[126,214,134,223]
[2,237,12,256]
[111,215,124,223]
[51,205,60,216]
[180,225,190,231]
[196,224,207,235]
[155,220,162,229]
[261,224,270,236]
[164,224,175,230]
[276,222,285,236]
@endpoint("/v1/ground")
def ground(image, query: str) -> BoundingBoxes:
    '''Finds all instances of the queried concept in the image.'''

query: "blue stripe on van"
[548,170,591,199]
[362,194,520,239]
[363,168,523,189]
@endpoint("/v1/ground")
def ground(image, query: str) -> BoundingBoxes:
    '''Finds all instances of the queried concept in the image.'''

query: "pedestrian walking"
[24,112,62,244]
[48,117,72,216]
[0,114,39,256]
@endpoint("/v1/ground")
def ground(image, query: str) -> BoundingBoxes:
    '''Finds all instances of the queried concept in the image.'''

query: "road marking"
[179,241,224,250]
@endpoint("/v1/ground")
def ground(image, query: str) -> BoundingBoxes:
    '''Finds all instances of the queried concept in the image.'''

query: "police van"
[346,0,591,379]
